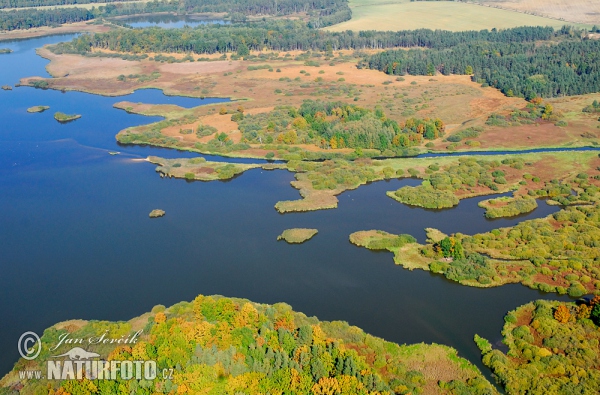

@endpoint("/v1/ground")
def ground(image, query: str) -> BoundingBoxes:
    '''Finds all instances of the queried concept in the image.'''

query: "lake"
[0,34,576,379]
[117,14,229,29]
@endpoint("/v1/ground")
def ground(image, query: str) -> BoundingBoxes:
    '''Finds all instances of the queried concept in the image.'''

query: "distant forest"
[54,24,561,55]
[365,26,600,98]
[0,0,350,30]
[0,0,130,9]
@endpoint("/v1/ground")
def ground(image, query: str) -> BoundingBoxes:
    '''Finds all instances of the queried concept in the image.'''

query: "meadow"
[327,0,587,32]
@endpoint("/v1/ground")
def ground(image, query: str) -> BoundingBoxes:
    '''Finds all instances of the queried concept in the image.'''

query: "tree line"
[0,0,133,10]
[51,22,564,56]
[0,0,351,30]
[0,7,94,30]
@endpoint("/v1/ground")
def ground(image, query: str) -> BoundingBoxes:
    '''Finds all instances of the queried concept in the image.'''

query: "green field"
[327,0,586,32]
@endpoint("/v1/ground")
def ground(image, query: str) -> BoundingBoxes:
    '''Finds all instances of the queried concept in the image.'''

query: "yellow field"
[327,0,588,32]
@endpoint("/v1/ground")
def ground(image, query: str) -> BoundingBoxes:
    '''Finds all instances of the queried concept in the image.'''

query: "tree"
[554,304,571,323]
[465,65,473,75]
[592,303,600,326]
[236,42,250,57]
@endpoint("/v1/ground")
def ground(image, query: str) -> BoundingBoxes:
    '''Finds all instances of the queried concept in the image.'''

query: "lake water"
[117,14,229,29]
[0,34,577,380]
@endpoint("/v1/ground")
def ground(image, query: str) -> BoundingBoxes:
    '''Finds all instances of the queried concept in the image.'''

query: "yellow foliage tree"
[312,377,341,395]
[329,137,338,149]
[554,304,571,323]
[154,312,166,324]
[577,304,591,320]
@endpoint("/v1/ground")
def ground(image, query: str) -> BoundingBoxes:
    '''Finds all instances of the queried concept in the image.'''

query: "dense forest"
[477,299,600,394]
[366,27,600,98]
[1,294,495,395]
[236,100,445,153]
[0,0,350,30]
[0,7,94,29]
[0,0,134,10]
[52,23,562,55]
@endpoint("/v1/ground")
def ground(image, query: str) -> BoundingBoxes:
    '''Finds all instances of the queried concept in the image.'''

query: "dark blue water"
[0,34,576,381]
[118,15,229,29]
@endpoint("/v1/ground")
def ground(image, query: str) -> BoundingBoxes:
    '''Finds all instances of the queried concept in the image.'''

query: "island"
[0,294,496,395]
[1,85,12,91]
[0,48,12,54]
[54,112,81,123]
[477,195,538,218]
[149,209,165,218]
[277,228,318,243]
[26,105,50,113]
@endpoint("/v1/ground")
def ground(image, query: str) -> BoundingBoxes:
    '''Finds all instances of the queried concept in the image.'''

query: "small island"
[149,209,165,218]
[54,112,81,123]
[478,195,538,218]
[1,85,12,91]
[27,105,50,113]
[0,48,12,54]
[277,228,318,244]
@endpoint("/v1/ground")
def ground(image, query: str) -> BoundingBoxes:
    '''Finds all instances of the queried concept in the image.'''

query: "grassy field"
[476,0,600,25]
[327,0,587,32]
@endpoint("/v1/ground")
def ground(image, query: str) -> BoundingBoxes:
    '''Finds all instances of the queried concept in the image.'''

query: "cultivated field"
[327,0,586,32]
[476,0,600,25]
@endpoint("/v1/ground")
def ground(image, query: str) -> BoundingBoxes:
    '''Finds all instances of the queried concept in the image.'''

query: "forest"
[365,28,600,98]
[477,299,600,394]
[0,7,94,30]
[51,23,562,55]
[0,0,350,30]
[2,294,496,395]
[0,0,134,9]
[236,100,445,153]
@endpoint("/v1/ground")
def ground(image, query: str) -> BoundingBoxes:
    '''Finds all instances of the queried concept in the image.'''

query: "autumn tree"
[554,304,571,323]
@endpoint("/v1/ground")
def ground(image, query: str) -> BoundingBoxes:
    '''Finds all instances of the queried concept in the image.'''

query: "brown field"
[21,46,600,157]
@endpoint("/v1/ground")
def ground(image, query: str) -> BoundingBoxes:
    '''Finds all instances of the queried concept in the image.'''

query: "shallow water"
[0,35,576,380]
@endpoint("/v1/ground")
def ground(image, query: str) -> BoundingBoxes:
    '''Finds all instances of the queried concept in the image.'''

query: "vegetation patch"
[477,299,600,394]
[54,112,81,123]
[389,186,459,209]
[236,100,445,155]
[26,105,49,113]
[148,156,285,182]
[478,196,538,219]
[149,209,165,218]
[0,294,495,395]
[277,228,318,244]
